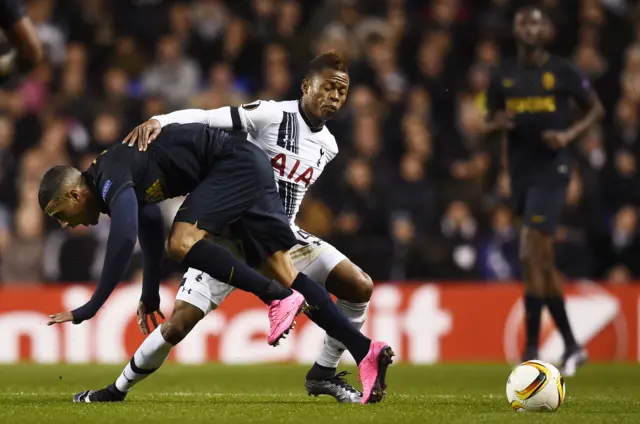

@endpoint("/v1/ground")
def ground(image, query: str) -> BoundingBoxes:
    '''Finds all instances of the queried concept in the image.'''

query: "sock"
[524,295,544,352]
[314,300,369,370]
[292,273,371,364]
[183,240,292,304]
[115,325,173,393]
[546,295,578,349]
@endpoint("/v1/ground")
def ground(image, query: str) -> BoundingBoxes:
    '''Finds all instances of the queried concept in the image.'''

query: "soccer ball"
[506,360,566,412]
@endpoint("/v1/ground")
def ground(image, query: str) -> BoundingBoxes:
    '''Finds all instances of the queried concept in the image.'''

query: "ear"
[68,189,80,201]
[301,78,310,95]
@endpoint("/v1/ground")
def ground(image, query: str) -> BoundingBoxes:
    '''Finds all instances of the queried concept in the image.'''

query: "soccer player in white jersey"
[85,51,378,403]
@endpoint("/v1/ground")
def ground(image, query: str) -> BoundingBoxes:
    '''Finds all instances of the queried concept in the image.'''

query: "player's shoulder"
[240,99,284,121]
[316,127,339,156]
[541,55,579,74]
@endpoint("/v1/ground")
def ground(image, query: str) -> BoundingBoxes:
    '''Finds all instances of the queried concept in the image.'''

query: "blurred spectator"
[143,35,201,108]
[2,1,640,284]
[478,205,519,281]
[1,204,44,282]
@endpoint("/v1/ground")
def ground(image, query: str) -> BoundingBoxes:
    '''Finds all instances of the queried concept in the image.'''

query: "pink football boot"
[267,290,306,346]
[358,341,395,404]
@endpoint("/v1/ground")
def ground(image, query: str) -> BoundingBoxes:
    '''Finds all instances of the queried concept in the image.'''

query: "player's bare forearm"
[564,92,605,144]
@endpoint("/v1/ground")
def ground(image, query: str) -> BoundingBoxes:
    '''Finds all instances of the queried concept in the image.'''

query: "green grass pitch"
[1,363,639,423]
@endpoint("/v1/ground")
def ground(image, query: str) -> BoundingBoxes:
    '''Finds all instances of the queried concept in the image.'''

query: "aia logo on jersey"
[271,153,313,187]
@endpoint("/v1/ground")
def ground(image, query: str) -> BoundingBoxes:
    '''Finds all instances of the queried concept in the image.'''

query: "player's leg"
[517,184,549,362]
[166,221,293,302]
[534,185,586,375]
[73,270,218,402]
[262,249,392,404]
[291,234,371,402]
[166,143,307,343]
[519,225,547,361]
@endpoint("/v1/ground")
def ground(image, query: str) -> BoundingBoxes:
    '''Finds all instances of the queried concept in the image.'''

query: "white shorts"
[175,227,347,314]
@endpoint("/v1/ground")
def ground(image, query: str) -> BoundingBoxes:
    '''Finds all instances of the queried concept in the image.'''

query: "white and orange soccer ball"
[506,360,566,412]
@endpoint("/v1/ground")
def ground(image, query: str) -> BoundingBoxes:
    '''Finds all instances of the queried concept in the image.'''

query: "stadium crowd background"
[0,0,638,285]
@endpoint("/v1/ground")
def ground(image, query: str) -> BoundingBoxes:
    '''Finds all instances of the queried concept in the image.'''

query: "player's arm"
[484,69,514,134]
[123,101,282,151]
[49,188,139,325]
[545,64,605,148]
[136,203,166,334]
[484,70,513,180]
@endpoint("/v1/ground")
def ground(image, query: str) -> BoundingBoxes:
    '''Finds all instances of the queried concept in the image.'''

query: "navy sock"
[524,294,544,352]
[546,296,577,349]
[183,240,292,304]
[292,273,371,364]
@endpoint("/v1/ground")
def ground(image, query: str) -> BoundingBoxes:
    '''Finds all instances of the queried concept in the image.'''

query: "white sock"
[115,325,173,393]
[315,300,369,369]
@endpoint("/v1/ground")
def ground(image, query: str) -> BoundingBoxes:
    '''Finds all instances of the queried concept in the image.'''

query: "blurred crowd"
[1,0,640,284]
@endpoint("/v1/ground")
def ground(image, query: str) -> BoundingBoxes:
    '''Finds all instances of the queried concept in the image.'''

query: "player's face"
[46,192,101,228]
[514,10,545,48]
[304,69,349,120]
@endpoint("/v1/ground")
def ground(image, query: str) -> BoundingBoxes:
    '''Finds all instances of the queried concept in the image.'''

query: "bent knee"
[166,223,207,262]
[160,302,204,345]
[353,271,374,302]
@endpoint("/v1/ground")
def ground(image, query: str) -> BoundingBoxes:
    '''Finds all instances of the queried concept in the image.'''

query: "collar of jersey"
[82,170,108,213]
[298,100,324,133]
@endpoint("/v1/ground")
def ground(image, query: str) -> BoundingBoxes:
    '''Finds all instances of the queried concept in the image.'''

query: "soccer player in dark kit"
[0,0,42,84]
[486,6,604,376]
[39,123,393,403]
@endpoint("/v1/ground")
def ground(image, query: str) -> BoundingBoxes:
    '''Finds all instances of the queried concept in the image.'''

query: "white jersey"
[152,100,339,227]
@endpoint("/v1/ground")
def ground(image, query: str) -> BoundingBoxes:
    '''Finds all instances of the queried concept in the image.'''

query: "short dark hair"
[38,165,77,212]
[306,50,348,78]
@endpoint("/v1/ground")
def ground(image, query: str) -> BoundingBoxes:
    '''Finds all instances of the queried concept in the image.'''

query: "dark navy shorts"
[510,183,568,235]
[174,138,296,267]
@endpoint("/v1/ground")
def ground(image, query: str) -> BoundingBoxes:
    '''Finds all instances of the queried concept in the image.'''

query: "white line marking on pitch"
[1,392,498,399]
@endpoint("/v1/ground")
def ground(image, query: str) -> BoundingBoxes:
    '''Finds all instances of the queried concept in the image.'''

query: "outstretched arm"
[122,101,282,151]
[48,188,139,325]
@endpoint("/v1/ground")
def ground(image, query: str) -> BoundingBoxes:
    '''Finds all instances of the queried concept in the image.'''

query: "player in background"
[121,51,372,403]
[485,6,604,376]
[40,122,393,405]
[0,0,42,85]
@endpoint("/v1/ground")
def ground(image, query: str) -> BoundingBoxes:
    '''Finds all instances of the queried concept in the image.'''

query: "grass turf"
[0,363,639,423]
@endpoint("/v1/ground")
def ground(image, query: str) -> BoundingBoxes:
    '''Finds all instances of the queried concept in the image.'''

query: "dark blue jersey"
[82,123,233,214]
[486,55,592,186]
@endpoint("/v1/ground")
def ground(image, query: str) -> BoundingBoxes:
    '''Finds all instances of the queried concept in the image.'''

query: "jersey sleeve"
[486,69,506,117]
[152,100,283,134]
[564,62,592,110]
[0,0,27,30]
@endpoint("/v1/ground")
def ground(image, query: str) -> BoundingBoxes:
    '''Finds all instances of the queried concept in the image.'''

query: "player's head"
[301,50,349,121]
[513,6,547,49]
[38,165,101,228]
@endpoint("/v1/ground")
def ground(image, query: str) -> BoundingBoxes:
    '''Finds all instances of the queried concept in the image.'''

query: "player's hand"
[542,130,571,150]
[490,111,515,132]
[137,301,165,336]
[47,311,76,326]
[122,119,162,152]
